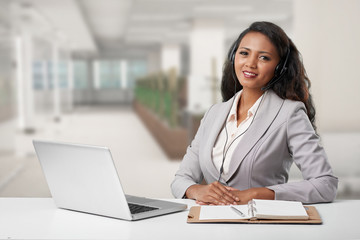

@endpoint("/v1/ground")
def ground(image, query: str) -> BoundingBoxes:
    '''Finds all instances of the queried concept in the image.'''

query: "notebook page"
[253,199,308,219]
[199,205,249,220]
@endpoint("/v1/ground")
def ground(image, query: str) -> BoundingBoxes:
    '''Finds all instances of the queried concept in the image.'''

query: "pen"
[230,206,246,217]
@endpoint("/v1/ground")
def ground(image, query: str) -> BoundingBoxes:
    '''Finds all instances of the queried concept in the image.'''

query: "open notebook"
[188,199,322,224]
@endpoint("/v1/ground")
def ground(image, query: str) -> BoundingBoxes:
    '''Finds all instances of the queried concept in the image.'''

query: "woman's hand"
[185,181,239,205]
[225,187,275,204]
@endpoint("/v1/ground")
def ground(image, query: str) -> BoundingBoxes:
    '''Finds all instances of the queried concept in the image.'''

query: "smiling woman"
[171,21,338,205]
[235,32,280,90]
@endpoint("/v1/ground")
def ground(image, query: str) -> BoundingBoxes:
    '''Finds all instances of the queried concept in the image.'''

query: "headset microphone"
[261,66,287,91]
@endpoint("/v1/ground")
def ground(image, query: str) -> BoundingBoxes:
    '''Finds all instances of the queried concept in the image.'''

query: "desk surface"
[1,198,359,240]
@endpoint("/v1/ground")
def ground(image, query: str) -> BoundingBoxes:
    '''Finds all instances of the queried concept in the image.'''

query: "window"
[73,61,88,89]
[33,61,44,90]
[58,61,68,89]
[98,61,121,89]
[128,60,147,88]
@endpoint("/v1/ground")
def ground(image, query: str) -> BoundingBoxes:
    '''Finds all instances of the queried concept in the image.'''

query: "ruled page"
[253,199,309,220]
[199,205,250,220]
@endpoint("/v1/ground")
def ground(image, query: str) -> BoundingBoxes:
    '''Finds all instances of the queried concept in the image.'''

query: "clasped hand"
[185,181,274,205]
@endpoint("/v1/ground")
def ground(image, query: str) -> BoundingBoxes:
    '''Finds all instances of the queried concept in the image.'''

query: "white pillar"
[161,44,181,73]
[93,60,100,89]
[41,60,48,90]
[188,19,224,114]
[15,36,25,129]
[15,33,35,132]
[52,42,61,121]
[67,52,74,112]
[120,60,127,89]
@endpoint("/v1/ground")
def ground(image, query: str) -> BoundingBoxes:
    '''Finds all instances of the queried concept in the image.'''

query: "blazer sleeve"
[267,103,338,204]
[170,107,213,199]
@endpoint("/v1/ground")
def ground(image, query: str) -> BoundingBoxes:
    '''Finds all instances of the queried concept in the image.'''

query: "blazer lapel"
[225,90,285,182]
[203,97,234,181]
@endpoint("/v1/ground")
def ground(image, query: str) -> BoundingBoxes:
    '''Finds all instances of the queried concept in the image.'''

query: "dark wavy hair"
[221,21,316,131]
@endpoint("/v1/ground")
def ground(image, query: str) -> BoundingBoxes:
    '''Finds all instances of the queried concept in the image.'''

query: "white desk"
[1,198,359,240]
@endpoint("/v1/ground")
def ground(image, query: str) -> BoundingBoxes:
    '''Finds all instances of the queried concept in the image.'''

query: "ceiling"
[10,0,294,58]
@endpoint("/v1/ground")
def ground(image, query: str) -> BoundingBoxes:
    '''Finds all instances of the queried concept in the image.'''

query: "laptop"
[33,140,187,221]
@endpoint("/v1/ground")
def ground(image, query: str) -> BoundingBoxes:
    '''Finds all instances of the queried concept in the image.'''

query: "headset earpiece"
[261,47,290,91]
[274,48,290,77]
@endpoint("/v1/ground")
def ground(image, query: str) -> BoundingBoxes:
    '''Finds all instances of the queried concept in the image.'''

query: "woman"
[171,21,338,205]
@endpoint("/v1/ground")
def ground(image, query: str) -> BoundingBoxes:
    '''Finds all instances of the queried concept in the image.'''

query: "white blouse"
[212,90,265,181]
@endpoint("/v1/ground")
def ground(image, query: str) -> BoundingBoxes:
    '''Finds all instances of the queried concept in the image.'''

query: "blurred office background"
[0,0,359,199]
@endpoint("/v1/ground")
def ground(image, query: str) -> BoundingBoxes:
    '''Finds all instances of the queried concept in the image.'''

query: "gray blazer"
[171,90,338,204]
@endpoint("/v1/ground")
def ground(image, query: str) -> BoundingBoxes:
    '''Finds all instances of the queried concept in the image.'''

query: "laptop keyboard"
[128,203,159,214]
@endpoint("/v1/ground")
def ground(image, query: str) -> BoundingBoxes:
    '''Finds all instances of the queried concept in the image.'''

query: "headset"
[229,39,291,92]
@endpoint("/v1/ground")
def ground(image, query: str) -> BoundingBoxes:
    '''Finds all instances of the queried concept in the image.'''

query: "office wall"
[293,0,360,132]
[292,0,360,198]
